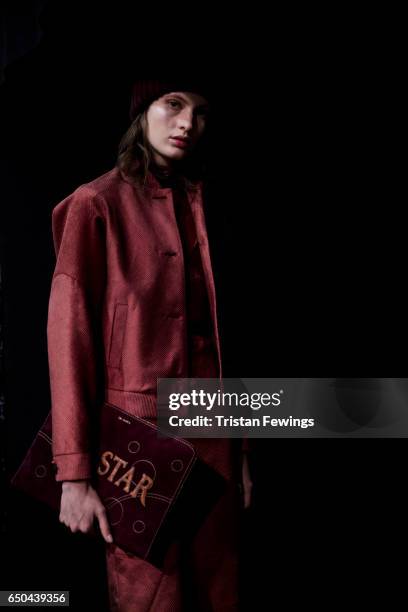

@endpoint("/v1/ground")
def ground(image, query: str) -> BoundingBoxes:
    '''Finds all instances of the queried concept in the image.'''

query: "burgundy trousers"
[105,336,243,611]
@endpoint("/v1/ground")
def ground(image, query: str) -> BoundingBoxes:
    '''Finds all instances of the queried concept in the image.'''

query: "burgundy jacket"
[47,166,224,482]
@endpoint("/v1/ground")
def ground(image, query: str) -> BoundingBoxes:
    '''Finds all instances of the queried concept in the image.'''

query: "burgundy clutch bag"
[10,401,198,560]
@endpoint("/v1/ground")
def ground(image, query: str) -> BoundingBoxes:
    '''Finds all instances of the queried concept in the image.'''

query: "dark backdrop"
[0,2,405,610]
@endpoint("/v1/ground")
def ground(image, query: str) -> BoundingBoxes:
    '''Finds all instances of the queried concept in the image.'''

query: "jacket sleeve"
[47,188,107,482]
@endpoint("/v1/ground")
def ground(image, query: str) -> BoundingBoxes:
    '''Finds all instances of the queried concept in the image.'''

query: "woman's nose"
[177,108,194,130]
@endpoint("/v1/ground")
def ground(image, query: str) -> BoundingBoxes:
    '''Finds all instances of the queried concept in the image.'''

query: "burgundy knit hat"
[129,78,212,122]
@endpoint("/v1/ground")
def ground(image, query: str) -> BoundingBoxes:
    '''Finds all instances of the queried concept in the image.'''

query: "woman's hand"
[59,479,113,544]
[242,453,253,509]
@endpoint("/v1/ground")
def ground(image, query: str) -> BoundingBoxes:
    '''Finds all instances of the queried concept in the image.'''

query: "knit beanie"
[129,78,211,122]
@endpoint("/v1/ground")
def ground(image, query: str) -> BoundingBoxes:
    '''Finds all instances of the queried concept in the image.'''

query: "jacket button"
[163,250,178,257]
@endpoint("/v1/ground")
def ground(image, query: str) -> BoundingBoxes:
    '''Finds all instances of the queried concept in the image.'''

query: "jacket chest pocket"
[108,303,128,368]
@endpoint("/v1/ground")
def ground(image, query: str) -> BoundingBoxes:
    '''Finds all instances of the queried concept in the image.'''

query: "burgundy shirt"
[171,183,219,377]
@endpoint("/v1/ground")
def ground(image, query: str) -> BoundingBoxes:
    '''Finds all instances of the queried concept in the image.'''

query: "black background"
[0,2,405,610]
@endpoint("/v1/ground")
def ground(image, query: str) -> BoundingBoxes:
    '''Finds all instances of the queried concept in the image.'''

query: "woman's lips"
[169,138,189,149]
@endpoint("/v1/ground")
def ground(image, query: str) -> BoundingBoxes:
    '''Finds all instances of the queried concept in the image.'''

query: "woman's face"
[145,91,210,169]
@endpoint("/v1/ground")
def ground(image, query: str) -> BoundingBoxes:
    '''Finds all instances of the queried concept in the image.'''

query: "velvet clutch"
[10,401,199,561]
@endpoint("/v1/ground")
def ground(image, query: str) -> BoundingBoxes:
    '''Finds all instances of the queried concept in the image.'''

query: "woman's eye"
[167,99,181,109]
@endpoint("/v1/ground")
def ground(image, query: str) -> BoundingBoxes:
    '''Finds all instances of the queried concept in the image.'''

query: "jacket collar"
[118,166,203,202]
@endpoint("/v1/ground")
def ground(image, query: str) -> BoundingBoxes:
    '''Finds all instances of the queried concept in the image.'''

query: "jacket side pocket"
[108,303,128,368]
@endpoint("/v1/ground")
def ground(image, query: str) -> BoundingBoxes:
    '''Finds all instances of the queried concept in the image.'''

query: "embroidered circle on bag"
[104,497,125,526]
[128,441,141,454]
[35,465,47,478]
[171,459,184,473]
[132,520,146,534]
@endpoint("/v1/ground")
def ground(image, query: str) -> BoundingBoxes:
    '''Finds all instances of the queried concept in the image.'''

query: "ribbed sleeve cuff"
[106,389,157,419]
[52,452,92,482]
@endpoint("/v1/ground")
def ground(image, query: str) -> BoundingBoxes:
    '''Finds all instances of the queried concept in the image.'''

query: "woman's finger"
[96,507,113,544]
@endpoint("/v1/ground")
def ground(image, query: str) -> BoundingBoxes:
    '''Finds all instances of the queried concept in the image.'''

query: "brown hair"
[116,110,210,192]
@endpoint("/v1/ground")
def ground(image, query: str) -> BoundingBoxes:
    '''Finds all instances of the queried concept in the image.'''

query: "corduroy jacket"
[47,166,223,482]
